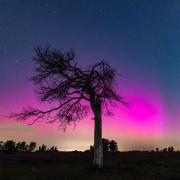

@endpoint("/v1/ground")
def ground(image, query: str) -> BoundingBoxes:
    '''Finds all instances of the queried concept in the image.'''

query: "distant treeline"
[154,146,176,152]
[0,140,178,153]
[126,146,178,153]
[87,139,178,153]
[0,140,58,153]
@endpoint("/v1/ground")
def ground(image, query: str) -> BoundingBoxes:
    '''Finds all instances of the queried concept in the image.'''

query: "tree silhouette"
[45,146,58,152]
[102,138,110,153]
[109,140,118,152]
[90,145,94,152]
[38,144,47,152]
[48,146,58,152]
[4,140,16,153]
[168,146,174,152]
[0,141,3,151]
[11,46,126,168]
[28,142,36,152]
[19,141,28,152]
[15,142,21,152]
[162,148,167,152]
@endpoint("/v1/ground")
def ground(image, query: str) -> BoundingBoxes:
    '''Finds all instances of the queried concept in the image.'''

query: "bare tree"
[11,46,127,168]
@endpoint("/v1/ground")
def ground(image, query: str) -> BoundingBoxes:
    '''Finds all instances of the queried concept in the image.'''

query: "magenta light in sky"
[0,77,166,151]
[111,82,165,139]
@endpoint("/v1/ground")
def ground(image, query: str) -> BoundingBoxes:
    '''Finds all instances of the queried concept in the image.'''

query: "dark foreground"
[0,152,180,180]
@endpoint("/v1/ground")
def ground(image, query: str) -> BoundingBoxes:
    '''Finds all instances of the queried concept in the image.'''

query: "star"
[15,59,19,64]
[98,8,104,13]
[52,10,58,15]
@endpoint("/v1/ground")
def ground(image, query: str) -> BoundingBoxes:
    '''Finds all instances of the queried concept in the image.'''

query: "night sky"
[0,0,180,151]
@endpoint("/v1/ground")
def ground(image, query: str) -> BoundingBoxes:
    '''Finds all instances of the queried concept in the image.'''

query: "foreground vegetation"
[0,151,180,180]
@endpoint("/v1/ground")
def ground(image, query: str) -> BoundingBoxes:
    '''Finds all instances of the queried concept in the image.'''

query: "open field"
[0,152,180,180]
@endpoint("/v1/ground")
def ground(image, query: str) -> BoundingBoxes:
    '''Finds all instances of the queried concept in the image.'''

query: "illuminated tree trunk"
[92,100,103,168]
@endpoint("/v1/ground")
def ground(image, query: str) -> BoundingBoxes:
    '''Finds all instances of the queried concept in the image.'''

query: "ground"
[0,152,180,180]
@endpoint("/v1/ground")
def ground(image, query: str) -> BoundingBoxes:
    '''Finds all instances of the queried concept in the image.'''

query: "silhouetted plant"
[47,146,58,152]
[90,145,94,152]
[10,46,127,168]
[28,142,36,152]
[102,138,110,153]
[38,144,47,152]
[4,140,16,153]
[168,146,174,152]
[20,141,28,152]
[109,140,118,152]
[15,142,21,152]
[0,141,3,151]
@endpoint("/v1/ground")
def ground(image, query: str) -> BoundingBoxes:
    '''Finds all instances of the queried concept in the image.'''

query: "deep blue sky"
[0,0,180,150]
[1,0,180,91]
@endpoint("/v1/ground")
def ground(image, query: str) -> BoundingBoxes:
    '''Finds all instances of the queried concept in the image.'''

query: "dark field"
[0,152,180,180]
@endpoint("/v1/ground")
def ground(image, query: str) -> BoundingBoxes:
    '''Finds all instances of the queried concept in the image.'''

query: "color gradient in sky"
[0,0,180,151]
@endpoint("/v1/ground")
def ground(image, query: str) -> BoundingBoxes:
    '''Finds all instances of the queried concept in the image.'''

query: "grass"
[0,152,180,180]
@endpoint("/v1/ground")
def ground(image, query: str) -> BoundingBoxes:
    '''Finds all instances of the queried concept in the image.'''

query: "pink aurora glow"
[102,81,165,140]
[0,80,166,151]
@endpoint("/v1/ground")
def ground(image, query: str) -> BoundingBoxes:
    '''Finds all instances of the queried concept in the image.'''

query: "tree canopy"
[11,46,127,129]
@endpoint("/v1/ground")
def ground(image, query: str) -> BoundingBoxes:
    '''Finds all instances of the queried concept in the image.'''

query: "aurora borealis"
[0,0,180,151]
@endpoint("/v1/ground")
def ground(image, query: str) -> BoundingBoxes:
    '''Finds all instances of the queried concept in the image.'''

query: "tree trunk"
[92,101,103,168]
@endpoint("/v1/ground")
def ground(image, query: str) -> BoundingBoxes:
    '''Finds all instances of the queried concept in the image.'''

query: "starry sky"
[0,0,180,151]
